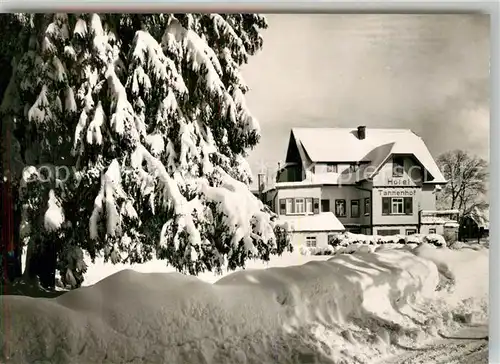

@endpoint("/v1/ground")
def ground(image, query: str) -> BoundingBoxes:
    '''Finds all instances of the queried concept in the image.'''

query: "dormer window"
[349,163,359,173]
[326,163,337,173]
[393,157,404,177]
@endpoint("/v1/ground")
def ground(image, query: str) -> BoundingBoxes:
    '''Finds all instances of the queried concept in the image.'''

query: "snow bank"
[2,249,448,364]
[413,244,489,325]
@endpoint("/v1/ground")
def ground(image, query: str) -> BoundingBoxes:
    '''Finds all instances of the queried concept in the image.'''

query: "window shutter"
[279,199,286,215]
[313,198,320,214]
[404,197,413,214]
[382,197,390,215]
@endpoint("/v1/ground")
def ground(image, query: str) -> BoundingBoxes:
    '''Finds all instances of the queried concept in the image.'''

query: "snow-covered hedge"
[303,232,447,256]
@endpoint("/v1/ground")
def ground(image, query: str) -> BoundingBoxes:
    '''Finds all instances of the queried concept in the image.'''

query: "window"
[279,199,286,215]
[378,229,401,236]
[335,199,347,217]
[327,164,338,173]
[306,236,317,247]
[406,229,417,236]
[382,197,413,215]
[392,198,404,214]
[429,228,436,234]
[313,199,320,214]
[295,198,305,214]
[286,199,293,214]
[351,200,360,218]
[393,157,404,177]
[306,198,313,213]
[364,198,371,216]
[321,199,330,213]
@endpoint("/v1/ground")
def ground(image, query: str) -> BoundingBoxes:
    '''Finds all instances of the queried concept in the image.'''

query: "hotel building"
[261,126,459,248]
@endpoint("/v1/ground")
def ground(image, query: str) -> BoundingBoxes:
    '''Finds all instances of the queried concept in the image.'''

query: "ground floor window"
[406,229,417,236]
[305,236,317,247]
[377,229,400,236]
[364,198,370,216]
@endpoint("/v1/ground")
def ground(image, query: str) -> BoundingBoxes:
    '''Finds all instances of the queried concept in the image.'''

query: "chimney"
[357,125,366,140]
[257,173,265,201]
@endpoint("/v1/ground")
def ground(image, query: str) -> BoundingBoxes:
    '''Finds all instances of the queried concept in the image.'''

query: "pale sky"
[241,14,490,183]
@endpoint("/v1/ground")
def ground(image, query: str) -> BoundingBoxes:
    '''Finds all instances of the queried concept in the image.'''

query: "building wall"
[371,156,424,229]
[371,187,420,226]
[320,185,371,227]
[275,186,322,216]
[420,184,437,211]
[290,231,332,249]
[420,224,444,235]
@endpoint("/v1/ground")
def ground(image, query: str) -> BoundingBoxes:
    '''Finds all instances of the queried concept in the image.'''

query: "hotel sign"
[386,178,413,186]
[378,189,417,197]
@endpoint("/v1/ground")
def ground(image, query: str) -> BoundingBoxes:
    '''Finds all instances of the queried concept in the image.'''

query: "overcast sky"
[241,14,490,183]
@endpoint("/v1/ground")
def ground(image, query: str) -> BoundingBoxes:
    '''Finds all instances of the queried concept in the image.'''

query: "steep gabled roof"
[290,127,446,184]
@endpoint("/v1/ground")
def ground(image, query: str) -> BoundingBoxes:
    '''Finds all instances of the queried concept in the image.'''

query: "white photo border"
[0,2,497,362]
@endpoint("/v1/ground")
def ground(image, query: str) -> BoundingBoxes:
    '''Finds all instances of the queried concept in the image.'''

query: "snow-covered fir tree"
[3,13,291,288]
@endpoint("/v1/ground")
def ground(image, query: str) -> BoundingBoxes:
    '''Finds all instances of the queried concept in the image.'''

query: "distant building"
[261,126,459,248]
[460,207,489,241]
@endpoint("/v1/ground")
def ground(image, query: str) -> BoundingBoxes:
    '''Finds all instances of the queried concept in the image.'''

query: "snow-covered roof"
[279,212,345,232]
[421,210,460,215]
[290,127,446,184]
[420,210,459,225]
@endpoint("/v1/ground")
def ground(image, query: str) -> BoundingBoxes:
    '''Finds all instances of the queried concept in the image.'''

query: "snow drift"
[0,247,487,364]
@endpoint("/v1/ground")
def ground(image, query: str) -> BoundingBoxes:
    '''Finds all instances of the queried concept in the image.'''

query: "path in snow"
[379,324,488,364]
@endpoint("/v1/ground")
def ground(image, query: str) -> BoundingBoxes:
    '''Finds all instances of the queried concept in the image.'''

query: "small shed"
[278,212,345,249]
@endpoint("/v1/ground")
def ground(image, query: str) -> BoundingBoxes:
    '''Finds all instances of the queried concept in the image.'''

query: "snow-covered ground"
[6,243,488,364]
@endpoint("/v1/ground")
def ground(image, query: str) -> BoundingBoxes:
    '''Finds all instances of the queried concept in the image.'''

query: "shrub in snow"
[307,245,335,256]
[405,234,425,244]
[423,234,447,247]
[324,232,448,256]
[5,13,291,287]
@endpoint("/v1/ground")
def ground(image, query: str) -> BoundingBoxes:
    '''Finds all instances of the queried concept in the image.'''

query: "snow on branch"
[44,189,65,232]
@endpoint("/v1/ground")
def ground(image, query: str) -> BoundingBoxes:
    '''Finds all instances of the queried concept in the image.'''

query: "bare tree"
[436,150,489,238]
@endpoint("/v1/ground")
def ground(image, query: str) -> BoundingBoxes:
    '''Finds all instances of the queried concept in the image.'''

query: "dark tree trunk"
[0,59,23,286]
